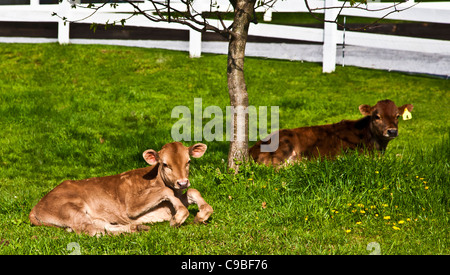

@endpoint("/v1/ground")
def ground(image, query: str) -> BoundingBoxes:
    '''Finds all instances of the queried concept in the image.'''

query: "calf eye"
[374,114,381,120]
[162,163,171,170]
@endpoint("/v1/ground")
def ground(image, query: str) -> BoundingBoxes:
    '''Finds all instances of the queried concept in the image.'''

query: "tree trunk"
[227,0,255,172]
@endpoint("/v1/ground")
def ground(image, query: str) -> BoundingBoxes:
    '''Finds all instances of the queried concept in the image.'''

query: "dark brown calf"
[29,142,213,236]
[249,100,413,166]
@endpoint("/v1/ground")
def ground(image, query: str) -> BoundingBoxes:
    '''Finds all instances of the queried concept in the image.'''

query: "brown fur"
[29,142,213,236]
[250,100,413,166]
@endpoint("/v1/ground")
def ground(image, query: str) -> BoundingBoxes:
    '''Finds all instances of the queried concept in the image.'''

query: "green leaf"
[90,23,98,33]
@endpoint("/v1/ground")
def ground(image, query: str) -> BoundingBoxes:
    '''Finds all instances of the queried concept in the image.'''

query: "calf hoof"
[170,218,182,228]
[194,204,213,224]
[170,207,189,227]
[134,224,150,232]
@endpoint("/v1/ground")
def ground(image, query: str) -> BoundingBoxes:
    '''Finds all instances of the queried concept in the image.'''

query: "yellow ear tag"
[402,108,412,120]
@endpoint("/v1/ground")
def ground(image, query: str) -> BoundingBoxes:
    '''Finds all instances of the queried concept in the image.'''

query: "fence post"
[322,0,338,73]
[189,28,202,58]
[58,0,71,45]
[263,9,273,21]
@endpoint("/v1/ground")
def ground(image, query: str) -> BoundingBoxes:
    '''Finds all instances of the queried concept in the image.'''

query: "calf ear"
[189,143,207,158]
[143,149,159,166]
[359,104,375,116]
[398,104,414,115]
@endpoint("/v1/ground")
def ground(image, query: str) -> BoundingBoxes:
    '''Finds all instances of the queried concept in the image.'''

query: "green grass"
[0,43,448,254]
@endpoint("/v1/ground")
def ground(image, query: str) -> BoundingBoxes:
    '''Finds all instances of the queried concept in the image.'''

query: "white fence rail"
[0,0,450,75]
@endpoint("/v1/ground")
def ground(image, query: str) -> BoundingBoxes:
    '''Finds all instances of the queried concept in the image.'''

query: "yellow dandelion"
[382,204,388,207]
[406,218,411,222]
[360,210,366,214]
[375,214,379,217]
[262,185,266,189]
[392,226,400,230]
[331,209,336,213]
[370,205,376,209]
[375,171,379,174]
[425,186,429,190]
[347,203,352,207]
[351,209,356,213]
[248,178,253,181]
[356,221,362,225]
[420,178,424,180]
[384,216,391,220]
[398,220,405,224]
[357,203,364,208]
[423,181,427,184]
[345,229,351,233]
[274,188,278,191]
[416,176,419,178]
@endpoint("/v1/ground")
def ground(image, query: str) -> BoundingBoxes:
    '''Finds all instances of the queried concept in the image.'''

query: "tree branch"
[55,0,286,40]
[304,0,420,31]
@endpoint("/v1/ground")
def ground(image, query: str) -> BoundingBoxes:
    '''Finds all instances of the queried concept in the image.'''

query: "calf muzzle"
[386,129,398,138]
[177,179,190,189]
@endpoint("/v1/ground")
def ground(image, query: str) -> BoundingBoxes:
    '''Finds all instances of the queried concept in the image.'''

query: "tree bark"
[226,0,255,172]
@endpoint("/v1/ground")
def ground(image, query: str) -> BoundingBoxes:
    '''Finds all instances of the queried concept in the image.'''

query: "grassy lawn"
[0,43,448,255]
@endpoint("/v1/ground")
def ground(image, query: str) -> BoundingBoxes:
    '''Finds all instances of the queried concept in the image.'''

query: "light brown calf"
[29,142,213,236]
[250,99,413,166]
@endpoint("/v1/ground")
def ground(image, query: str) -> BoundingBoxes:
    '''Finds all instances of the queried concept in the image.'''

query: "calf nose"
[177,179,190,189]
[387,129,398,137]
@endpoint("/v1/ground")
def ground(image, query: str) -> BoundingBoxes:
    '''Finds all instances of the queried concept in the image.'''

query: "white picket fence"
[0,0,450,75]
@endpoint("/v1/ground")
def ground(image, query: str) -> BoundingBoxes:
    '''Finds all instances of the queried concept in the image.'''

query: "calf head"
[359,99,413,141]
[142,142,207,190]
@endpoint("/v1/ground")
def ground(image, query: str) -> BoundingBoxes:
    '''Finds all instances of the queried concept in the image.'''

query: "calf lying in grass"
[29,142,213,236]
[250,99,413,166]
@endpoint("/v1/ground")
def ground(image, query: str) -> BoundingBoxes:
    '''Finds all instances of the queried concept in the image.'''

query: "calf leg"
[180,189,213,224]
[56,206,150,236]
[166,194,190,227]
[126,188,189,228]
[103,223,150,235]
[59,203,115,236]
[31,202,104,236]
